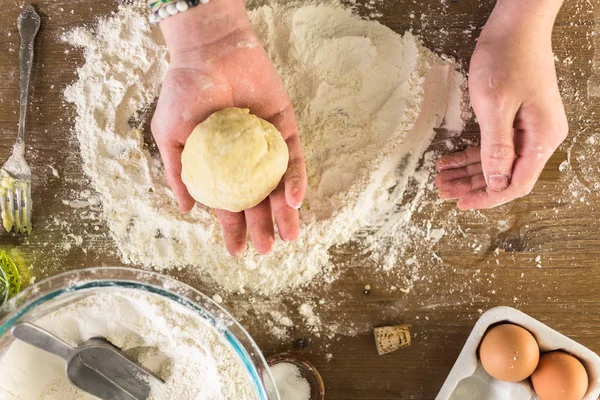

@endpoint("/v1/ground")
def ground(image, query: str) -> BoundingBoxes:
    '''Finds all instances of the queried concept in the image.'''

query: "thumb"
[266,106,307,209]
[477,106,519,192]
[157,140,196,213]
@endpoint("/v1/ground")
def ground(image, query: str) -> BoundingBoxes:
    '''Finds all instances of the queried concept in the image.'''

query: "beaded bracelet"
[149,0,209,24]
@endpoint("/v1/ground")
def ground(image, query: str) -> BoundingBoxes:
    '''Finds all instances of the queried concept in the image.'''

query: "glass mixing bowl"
[0,267,279,399]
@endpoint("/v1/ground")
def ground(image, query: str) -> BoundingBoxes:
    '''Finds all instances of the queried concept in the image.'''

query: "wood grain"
[0,0,599,399]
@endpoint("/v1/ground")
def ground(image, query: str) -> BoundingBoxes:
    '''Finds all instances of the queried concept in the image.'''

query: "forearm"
[160,0,253,65]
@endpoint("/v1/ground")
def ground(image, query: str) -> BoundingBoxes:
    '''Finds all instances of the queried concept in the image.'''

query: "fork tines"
[0,173,32,234]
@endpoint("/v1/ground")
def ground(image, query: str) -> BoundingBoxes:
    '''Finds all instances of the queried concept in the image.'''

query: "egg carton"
[436,306,600,400]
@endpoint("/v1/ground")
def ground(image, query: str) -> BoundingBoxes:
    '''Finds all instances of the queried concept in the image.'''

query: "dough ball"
[181,108,289,212]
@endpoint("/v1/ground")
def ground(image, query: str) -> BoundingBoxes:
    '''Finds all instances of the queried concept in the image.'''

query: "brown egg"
[478,323,540,382]
[531,351,588,400]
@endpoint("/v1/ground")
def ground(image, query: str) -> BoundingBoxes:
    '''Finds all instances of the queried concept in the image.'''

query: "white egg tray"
[436,306,600,400]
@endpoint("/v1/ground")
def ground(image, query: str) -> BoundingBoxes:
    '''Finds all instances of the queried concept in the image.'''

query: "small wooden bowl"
[267,353,325,400]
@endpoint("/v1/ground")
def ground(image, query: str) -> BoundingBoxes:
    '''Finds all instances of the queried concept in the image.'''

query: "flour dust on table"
[0,290,257,399]
[63,2,466,295]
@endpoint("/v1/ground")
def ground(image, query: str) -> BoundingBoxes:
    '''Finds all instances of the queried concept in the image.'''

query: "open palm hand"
[152,20,306,256]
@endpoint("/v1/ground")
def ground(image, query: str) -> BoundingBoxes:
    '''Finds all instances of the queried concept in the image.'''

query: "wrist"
[480,0,563,45]
[160,0,253,66]
[493,0,563,30]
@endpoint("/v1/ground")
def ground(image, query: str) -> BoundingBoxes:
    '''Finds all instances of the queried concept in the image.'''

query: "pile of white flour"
[63,3,464,294]
[0,290,257,399]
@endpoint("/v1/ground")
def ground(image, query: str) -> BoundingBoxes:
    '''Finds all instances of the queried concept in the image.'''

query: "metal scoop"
[12,322,163,400]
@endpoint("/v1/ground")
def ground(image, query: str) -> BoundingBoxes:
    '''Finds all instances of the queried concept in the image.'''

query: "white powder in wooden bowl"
[62,2,465,295]
[268,362,311,400]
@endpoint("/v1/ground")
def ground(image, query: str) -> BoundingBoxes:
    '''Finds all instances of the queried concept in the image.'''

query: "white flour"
[63,3,465,295]
[0,290,257,399]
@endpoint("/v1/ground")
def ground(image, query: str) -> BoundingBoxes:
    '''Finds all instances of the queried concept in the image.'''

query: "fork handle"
[17,6,41,148]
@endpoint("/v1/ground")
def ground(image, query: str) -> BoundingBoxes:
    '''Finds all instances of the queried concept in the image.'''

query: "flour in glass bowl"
[62,2,465,295]
[0,290,258,399]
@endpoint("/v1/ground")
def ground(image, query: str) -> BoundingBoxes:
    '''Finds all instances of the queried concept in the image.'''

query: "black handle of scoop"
[12,322,75,360]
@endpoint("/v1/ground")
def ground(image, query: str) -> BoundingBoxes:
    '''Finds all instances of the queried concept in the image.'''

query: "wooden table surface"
[1,0,599,399]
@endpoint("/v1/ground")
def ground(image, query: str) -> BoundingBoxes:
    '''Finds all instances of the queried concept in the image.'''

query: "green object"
[0,250,22,304]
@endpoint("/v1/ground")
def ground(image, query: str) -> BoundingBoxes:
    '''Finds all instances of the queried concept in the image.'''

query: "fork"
[0,6,40,234]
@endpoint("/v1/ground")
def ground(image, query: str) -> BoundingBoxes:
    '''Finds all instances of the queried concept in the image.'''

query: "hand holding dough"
[181,108,289,213]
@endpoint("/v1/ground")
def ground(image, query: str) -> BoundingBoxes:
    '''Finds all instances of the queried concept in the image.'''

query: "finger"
[457,151,548,210]
[434,163,483,185]
[438,174,487,199]
[215,210,247,256]
[283,135,307,209]
[476,101,520,192]
[514,103,569,157]
[245,199,275,254]
[456,189,492,210]
[457,187,516,210]
[459,107,566,210]
[436,146,482,171]
[268,107,307,209]
[270,182,300,242]
[156,141,196,213]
